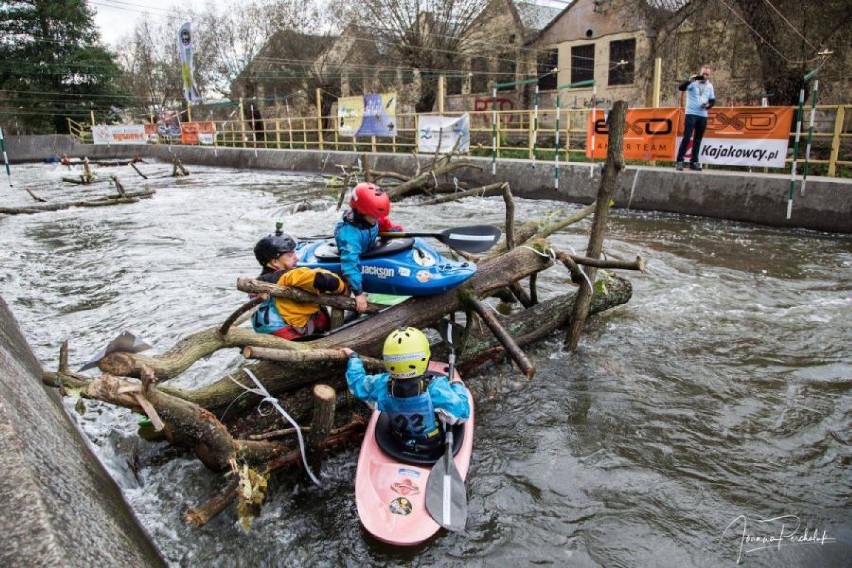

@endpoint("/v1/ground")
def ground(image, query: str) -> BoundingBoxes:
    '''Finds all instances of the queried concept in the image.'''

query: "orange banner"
[698,107,793,139]
[679,107,793,167]
[144,123,159,143]
[586,108,680,161]
[180,121,216,145]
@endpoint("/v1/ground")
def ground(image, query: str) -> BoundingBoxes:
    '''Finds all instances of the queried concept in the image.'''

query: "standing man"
[675,64,715,171]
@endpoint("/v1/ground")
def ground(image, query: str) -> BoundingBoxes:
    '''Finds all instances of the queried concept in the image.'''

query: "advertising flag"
[178,22,199,103]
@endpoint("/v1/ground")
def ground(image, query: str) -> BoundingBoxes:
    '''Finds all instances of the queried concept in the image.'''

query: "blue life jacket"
[385,378,440,444]
[251,297,286,334]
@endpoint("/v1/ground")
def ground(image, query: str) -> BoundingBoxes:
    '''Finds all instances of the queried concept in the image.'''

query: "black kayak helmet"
[254,233,297,266]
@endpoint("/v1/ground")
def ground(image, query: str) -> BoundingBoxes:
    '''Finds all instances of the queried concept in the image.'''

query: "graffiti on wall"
[473,97,520,127]
[473,97,515,112]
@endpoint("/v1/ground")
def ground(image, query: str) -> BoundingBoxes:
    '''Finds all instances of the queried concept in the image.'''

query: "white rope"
[562,246,594,292]
[232,369,322,487]
[519,245,556,260]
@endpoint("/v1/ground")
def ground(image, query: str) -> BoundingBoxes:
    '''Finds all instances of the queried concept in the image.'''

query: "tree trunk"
[566,101,627,350]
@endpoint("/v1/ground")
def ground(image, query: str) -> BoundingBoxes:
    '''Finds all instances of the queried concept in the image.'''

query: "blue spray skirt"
[295,237,476,296]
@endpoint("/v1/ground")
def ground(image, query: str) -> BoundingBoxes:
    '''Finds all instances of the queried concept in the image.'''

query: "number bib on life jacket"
[251,297,286,334]
[384,390,439,441]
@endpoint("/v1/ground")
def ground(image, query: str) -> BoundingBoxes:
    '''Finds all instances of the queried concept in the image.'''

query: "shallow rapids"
[0,162,849,567]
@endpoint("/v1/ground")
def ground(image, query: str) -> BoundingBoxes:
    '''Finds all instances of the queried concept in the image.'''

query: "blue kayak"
[295,237,476,296]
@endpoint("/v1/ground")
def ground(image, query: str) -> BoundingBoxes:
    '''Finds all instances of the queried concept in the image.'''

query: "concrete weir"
[0,297,165,566]
[7,134,851,233]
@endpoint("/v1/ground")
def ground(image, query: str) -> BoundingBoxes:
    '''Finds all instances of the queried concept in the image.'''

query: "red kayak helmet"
[350,182,390,218]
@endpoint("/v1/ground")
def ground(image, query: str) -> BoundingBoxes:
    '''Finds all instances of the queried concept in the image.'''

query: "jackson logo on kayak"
[389,497,413,516]
[391,478,420,496]
[416,270,433,283]
[362,266,395,279]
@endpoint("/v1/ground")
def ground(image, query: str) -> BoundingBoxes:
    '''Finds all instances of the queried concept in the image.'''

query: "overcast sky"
[91,0,572,46]
[91,0,232,46]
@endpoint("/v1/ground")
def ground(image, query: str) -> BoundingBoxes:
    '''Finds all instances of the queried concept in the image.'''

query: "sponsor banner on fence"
[586,108,679,161]
[338,96,363,137]
[586,106,793,167]
[359,93,397,137]
[144,124,159,143]
[678,107,793,168]
[586,108,681,160]
[180,121,216,145]
[417,114,470,154]
[157,110,181,137]
[337,93,397,137]
[92,124,147,145]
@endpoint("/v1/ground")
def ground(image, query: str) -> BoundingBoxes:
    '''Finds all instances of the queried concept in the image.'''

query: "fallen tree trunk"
[0,189,155,216]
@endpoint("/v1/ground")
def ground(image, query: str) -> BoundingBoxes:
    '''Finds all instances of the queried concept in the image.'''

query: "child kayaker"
[342,327,470,454]
[334,182,402,313]
[252,230,346,340]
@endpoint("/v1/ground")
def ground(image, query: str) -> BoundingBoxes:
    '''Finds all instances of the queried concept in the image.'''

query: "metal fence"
[70,104,852,177]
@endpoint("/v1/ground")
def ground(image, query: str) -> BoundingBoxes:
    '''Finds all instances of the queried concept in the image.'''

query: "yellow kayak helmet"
[383,327,431,379]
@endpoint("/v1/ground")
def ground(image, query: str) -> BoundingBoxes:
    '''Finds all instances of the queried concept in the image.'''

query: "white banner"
[417,114,470,154]
[92,124,147,145]
[678,137,789,168]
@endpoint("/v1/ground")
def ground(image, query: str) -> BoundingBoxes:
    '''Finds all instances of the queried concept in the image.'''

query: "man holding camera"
[675,64,715,171]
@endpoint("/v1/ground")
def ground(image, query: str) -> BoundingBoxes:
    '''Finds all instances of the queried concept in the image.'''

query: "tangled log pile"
[42,102,636,529]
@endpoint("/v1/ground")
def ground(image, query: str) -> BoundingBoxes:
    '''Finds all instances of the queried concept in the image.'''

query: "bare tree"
[648,0,851,104]
[728,0,850,104]
[114,20,184,118]
[334,0,490,112]
[193,0,314,97]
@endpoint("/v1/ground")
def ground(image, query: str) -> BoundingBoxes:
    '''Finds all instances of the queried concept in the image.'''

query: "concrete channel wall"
[6,134,851,233]
[0,298,165,566]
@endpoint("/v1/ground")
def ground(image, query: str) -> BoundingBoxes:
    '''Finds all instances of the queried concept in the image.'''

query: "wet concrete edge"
[0,296,165,566]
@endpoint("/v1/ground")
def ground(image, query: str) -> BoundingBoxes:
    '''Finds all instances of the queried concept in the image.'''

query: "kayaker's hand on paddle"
[354,293,368,313]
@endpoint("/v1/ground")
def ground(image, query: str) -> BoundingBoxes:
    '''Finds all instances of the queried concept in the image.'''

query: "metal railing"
[67,117,92,144]
[92,105,852,177]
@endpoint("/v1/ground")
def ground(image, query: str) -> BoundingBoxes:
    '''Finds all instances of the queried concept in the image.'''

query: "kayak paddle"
[301,224,502,254]
[379,224,501,254]
[425,318,468,532]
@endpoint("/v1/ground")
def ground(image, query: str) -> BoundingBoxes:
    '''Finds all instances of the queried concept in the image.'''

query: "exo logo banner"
[586,108,680,161]
[585,107,793,167]
[679,107,793,168]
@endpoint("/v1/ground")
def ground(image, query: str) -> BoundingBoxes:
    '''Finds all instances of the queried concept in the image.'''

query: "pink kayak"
[354,361,474,546]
